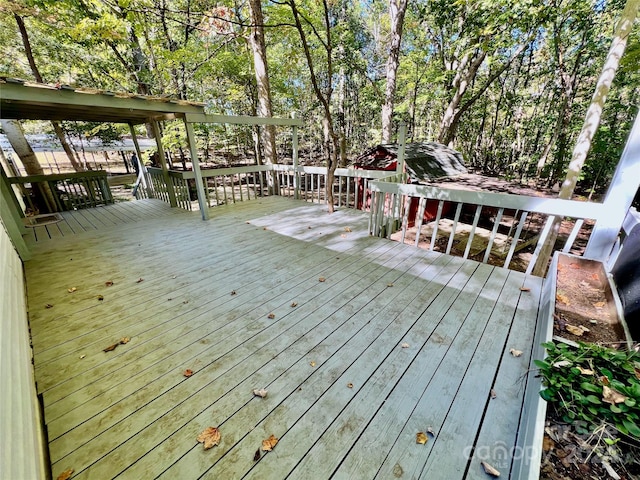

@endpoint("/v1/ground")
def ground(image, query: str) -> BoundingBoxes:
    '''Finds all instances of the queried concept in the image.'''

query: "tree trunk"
[248,0,278,193]
[532,0,639,276]
[381,0,408,143]
[14,13,84,172]
[1,120,57,213]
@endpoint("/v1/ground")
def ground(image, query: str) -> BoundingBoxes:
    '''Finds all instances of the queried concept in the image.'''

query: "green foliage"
[536,341,640,439]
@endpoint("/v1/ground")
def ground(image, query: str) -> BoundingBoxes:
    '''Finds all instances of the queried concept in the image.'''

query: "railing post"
[184,119,210,220]
[292,113,299,200]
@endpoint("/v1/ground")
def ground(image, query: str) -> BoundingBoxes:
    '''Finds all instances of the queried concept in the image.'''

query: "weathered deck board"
[24,197,543,479]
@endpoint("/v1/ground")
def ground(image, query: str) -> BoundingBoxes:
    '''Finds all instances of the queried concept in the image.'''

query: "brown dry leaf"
[509,348,523,357]
[387,283,394,287]
[136,278,144,283]
[231,290,236,295]
[308,226,312,229]
[481,461,501,477]
[519,287,531,292]
[555,293,570,305]
[45,303,54,309]
[246,221,251,224]
[97,295,104,301]
[416,432,428,444]
[318,277,326,282]
[542,435,555,452]
[253,449,261,461]
[197,427,221,450]
[490,389,497,399]
[566,324,589,336]
[600,375,610,386]
[262,434,278,452]
[401,342,410,348]
[577,366,594,376]
[268,313,275,319]
[263,227,268,230]
[120,337,130,344]
[56,468,74,480]
[105,281,114,287]
[103,343,119,352]
[253,388,268,398]
[347,382,353,388]
[602,385,628,405]
[184,369,193,377]
[344,227,352,232]
[593,301,606,308]
[291,302,298,307]
[67,287,77,293]
[310,361,316,367]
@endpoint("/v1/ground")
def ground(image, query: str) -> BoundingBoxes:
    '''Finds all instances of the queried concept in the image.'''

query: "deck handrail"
[368,177,606,275]
[8,170,113,212]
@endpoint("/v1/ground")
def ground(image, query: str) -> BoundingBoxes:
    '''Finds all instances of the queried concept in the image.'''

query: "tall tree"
[13,11,84,171]
[288,0,340,212]
[248,0,278,168]
[381,0,408,143]
[532,0,640,276]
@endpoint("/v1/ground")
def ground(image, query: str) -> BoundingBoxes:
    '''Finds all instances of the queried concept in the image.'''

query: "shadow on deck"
[25,197,544,479]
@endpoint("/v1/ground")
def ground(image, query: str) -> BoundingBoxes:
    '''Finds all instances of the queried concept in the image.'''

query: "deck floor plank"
[23,197,543,480]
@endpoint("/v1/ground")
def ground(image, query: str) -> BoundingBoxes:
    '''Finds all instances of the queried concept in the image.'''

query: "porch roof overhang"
[0,78,206,124]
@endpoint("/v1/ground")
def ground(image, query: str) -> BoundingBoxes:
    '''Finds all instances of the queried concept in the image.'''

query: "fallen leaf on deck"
[268,313,275,319]
[401,342,410,348]
[416,432,428,444]
[577,366,594,375]
[509,348,523,357]
[602,385,627,405]
[566,324,589,336]
[593,301,606,308]
[519,287,531,292]
[184,369,193,377]
[262,434,278,451]
[427,426,435,437]
[555,293,570,305]
[97,295,104,301]
[197,427,221,450]
[246,221,251,224]
[263,227,268,230]
[347,382,353,388]
[79,354,86,359]
[490,389,497,399]
[103,343,119,352]
[310,361,316,367]
[45,304,54,309]
[231,290,236,295]
[319,277,326,282]
[57,468,74,480]
[171,275,177,279]
[253,389,268,398]
[344,227,352,232]
[183,300,189,304]
[308,226,312,229]
[291,302,298,307]
[387,283,394,287]
[253,449,261,461]
[136,278,144,283]
[67,287,77,293]
[120,337,130,344]
[105,281,114,287]
[481,461,501,477]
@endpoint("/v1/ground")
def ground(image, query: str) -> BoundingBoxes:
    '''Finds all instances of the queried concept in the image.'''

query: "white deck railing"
[142,165,392,211]
[368,175,606,275]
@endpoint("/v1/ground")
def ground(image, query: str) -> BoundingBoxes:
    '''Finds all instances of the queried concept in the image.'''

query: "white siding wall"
[0,218,47,479]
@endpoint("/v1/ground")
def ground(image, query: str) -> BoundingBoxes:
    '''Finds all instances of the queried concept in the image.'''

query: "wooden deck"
[24,197,544,479]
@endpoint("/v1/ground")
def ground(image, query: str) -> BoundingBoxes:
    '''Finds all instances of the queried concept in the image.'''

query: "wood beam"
[184,119,209,220]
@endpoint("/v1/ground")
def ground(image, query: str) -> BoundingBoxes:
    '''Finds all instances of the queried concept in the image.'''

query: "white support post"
[396,122,407,177]
[292,113,299,200]
[184,119,210,220]
[585,110,640,261]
